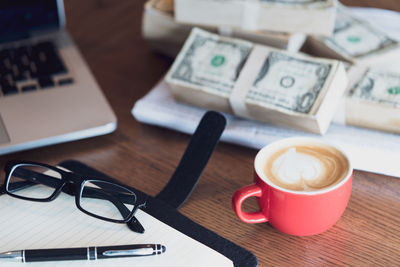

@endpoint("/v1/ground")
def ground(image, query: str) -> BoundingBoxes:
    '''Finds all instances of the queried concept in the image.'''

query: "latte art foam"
[264,145,349,191]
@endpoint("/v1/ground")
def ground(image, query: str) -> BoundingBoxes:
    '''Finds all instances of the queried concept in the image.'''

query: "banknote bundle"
[305,5,400,67]
[142,0,306,57]
[151,0,173,12]
[174,0,336,36]
[165,28,347,134]
[333,66,400,134]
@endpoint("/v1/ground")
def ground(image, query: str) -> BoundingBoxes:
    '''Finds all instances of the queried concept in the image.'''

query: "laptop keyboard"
[0,40,74,97]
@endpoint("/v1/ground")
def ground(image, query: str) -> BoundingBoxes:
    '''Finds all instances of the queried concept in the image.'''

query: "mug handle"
[232,184,268,223]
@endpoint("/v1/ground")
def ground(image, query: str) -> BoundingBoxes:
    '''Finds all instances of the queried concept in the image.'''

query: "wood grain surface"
[1,1,400,266]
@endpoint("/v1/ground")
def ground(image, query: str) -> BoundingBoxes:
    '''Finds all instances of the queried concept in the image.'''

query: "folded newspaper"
[133,8,400,178]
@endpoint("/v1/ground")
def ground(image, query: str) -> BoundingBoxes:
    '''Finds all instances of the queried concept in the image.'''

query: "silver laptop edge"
[0,0,117,155]
[0,122,116,156]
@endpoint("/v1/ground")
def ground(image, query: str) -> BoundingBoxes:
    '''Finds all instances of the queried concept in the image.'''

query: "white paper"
[0,192,233,267]
[133,80,400,177]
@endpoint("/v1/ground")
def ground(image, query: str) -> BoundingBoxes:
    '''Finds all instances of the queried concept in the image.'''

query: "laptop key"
[38,76,54,88]
[29,62,39,78]
[1,75,13,87]
[13,46,32,73]
[13,70,28,81]
[0,48,14,62]
[13,45,30,59]
[58,78,74,86]
[11,65,27,81]
[1,76,18,95]
[0,60,13,76]
[32,41,67,76]
[0,49,15,72]
[21,84,37,92]
[1,85,18,96]
[17,55,32,72]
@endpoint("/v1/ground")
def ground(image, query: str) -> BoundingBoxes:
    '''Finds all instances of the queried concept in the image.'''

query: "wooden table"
[1,0,399,265]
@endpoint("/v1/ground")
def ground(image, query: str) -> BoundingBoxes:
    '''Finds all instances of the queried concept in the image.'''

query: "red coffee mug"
[232,137,353,236]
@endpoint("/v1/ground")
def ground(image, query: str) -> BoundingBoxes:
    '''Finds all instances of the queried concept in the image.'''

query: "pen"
[0,244,166,262]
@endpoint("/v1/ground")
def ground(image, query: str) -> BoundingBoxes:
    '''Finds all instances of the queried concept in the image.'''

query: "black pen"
[0,244,166,262]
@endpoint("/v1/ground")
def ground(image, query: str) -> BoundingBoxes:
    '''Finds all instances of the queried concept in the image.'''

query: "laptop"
[0,0,117,155]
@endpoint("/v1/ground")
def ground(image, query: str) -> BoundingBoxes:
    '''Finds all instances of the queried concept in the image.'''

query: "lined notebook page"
[0,192,233,267]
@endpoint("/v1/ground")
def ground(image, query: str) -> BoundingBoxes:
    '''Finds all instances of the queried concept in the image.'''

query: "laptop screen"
[0,0,60,43]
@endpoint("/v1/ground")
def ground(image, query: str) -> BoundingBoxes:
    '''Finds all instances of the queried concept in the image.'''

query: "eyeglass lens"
[79,180,137,221]
[7,164,62,200]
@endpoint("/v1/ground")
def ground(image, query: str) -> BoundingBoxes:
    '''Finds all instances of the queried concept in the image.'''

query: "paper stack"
[174,0,336,35]
[166,28,347,134]
[142,0,306,57]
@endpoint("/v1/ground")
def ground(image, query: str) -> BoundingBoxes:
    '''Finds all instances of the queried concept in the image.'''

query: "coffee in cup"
[232,137,353,236]
[263,143,350,192]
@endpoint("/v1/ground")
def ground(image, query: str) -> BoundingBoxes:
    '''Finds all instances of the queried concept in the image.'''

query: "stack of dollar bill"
[332,66,400,134]
[165,28,347,134]
[174,0,336,35]
[305,5,400,67]
[303,4,400,134]
[142,1,400,135]
[142,0,307,57]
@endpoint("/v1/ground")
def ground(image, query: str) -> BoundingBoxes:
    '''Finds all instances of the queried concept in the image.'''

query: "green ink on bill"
[347,36,361,43]
[211,55,226,67]
[388,87,400,95]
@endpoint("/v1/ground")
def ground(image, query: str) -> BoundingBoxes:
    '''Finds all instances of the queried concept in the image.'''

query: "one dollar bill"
[343,67,400,134]
[167,28,253,98]
[247,51,332,114]
[349,69,400,107]
[306,5,400,65]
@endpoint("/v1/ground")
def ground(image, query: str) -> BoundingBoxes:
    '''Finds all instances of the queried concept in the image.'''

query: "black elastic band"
[155,111,226,209]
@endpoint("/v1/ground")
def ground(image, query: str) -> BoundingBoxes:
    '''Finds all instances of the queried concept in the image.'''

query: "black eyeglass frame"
[2,160,146,228]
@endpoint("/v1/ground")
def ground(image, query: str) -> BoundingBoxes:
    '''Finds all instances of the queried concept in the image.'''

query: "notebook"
[0,0,116,155]
[0,111,257,267]
[0,192,233,267]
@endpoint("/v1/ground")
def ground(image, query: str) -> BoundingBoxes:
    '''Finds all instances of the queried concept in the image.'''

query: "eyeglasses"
[1,160,146,233]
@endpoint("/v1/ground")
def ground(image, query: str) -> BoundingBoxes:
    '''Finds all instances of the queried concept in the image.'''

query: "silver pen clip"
[102,248,154,257]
